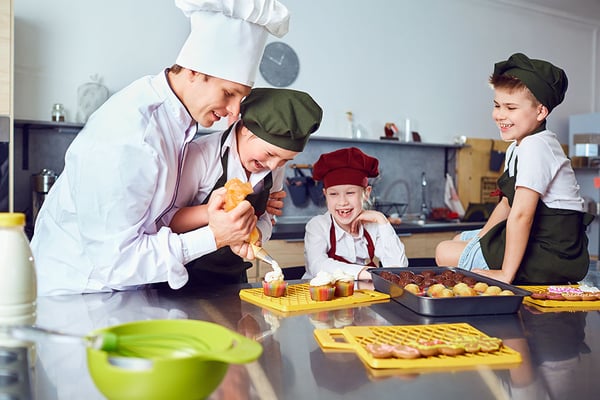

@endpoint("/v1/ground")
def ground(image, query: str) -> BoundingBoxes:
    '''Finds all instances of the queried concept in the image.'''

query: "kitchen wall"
[12,0,600,144]
[10,0,600,254]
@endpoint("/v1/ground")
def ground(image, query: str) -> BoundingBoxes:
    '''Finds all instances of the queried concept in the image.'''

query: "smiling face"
[177,70,251,128]
[324,184,371,231]
[492,86,548,144]
[236,125,299,174]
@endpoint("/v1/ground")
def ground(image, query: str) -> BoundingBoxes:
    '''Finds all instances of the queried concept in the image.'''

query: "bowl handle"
[205,332,263,364]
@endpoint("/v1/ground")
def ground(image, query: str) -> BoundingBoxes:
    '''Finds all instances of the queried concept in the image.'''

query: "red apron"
[327,215,376,267]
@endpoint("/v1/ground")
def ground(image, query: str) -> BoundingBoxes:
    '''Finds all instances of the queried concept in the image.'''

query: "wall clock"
[259,42,300,87]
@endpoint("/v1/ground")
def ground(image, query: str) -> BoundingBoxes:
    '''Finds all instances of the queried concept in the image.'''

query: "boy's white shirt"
[505,130,584,212]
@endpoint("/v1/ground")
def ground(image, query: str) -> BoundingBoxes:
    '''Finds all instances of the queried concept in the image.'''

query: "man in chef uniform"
[30,0,290,296]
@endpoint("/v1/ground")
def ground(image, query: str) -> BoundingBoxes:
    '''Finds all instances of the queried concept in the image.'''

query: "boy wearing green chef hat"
[168,88,323,285]
[436,53,594,285]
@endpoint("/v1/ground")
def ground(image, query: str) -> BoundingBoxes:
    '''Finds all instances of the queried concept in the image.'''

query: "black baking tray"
[371,267,531,316]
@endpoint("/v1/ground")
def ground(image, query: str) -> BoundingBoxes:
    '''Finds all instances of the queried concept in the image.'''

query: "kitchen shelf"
[310,135,465,149]
[14,119,84,131]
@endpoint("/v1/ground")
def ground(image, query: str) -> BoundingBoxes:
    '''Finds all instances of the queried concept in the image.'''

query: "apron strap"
[327,215,376,267]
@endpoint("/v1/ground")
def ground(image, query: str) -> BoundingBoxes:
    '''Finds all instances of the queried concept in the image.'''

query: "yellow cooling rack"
[519,285,600,312]
[239,283,390,316]
[314,322,521,370]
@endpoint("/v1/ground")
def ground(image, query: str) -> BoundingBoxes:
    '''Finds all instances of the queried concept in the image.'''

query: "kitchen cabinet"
[0,0,12,212]
[455,138,510,210]
[399,231,457,258]
[0,0,12,117]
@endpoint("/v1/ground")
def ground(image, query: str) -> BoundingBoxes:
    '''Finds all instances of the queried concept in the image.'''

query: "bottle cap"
[0,213,26,227]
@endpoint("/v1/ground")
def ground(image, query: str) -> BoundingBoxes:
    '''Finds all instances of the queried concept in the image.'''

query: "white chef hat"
[175,0,290,87]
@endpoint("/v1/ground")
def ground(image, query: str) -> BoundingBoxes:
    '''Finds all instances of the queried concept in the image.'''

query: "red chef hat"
[312,147,379,188]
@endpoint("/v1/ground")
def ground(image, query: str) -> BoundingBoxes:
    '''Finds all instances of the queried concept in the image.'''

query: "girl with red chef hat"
[303,147,408,281]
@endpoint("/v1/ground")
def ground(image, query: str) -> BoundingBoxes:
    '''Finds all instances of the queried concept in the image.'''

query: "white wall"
[13,0,600,144]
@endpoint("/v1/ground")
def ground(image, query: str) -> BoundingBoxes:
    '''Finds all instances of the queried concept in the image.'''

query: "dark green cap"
[240,88,323,152]
[493,53,568,112]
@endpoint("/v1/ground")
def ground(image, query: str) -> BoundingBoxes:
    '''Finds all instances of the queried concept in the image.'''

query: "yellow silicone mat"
[239,283,389,316]
[314,323,521,370]
[519,285,600,312]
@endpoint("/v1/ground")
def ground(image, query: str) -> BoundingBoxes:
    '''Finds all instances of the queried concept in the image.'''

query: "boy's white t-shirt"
[505,130,584,212]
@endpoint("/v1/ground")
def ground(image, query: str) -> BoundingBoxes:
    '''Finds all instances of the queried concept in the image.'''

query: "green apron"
[480,154,594,285]
[185,127,273,286]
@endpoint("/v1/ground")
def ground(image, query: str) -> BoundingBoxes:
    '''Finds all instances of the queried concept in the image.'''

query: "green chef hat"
[493,53,568,112]
[240,88,323,152]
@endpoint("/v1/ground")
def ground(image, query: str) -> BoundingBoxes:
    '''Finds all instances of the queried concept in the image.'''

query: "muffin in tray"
[262,267,287,298]
[262,280,287,297]
[333,269,355,297]
[309,271,335,301]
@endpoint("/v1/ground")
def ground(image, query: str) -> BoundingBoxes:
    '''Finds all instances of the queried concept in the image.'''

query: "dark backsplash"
[10,122,458,228]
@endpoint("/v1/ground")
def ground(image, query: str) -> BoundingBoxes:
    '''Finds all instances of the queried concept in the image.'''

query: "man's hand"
[207,187,257,250]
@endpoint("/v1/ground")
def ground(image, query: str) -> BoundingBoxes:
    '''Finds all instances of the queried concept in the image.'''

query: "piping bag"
[222,178,281,270]
[251,243,277,267]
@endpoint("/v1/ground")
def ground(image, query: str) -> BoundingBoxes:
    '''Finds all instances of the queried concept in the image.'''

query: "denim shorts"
[457,229,490,271]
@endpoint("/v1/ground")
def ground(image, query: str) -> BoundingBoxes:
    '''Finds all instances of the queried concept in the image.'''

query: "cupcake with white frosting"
[332,269,355,297]
[262,261,287,297]
[309,271,336,301]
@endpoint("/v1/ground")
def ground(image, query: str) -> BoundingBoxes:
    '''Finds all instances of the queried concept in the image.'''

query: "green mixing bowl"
[86,319,262,400]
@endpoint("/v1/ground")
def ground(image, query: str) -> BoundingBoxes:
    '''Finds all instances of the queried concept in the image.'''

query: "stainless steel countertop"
[11,267,600,400]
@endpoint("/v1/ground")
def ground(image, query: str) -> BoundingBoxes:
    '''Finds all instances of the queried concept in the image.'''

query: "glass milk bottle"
[0,212,37,327]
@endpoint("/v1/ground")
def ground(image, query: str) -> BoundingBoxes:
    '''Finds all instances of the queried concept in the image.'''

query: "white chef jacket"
[165,123,283,242]
[31,70,218,296]
[303,212,408,279]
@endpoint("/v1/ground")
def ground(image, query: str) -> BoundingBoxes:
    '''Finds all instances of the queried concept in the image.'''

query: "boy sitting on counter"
[435,53,594,285]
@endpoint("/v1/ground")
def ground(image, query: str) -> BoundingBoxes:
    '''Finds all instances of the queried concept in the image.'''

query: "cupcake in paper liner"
[263,268,287,298]
[332,269,355,297]
[309,285,335,301]
[309,271,335,301]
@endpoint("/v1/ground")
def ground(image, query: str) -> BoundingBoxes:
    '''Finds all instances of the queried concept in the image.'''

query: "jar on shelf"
[51,103,66,122]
